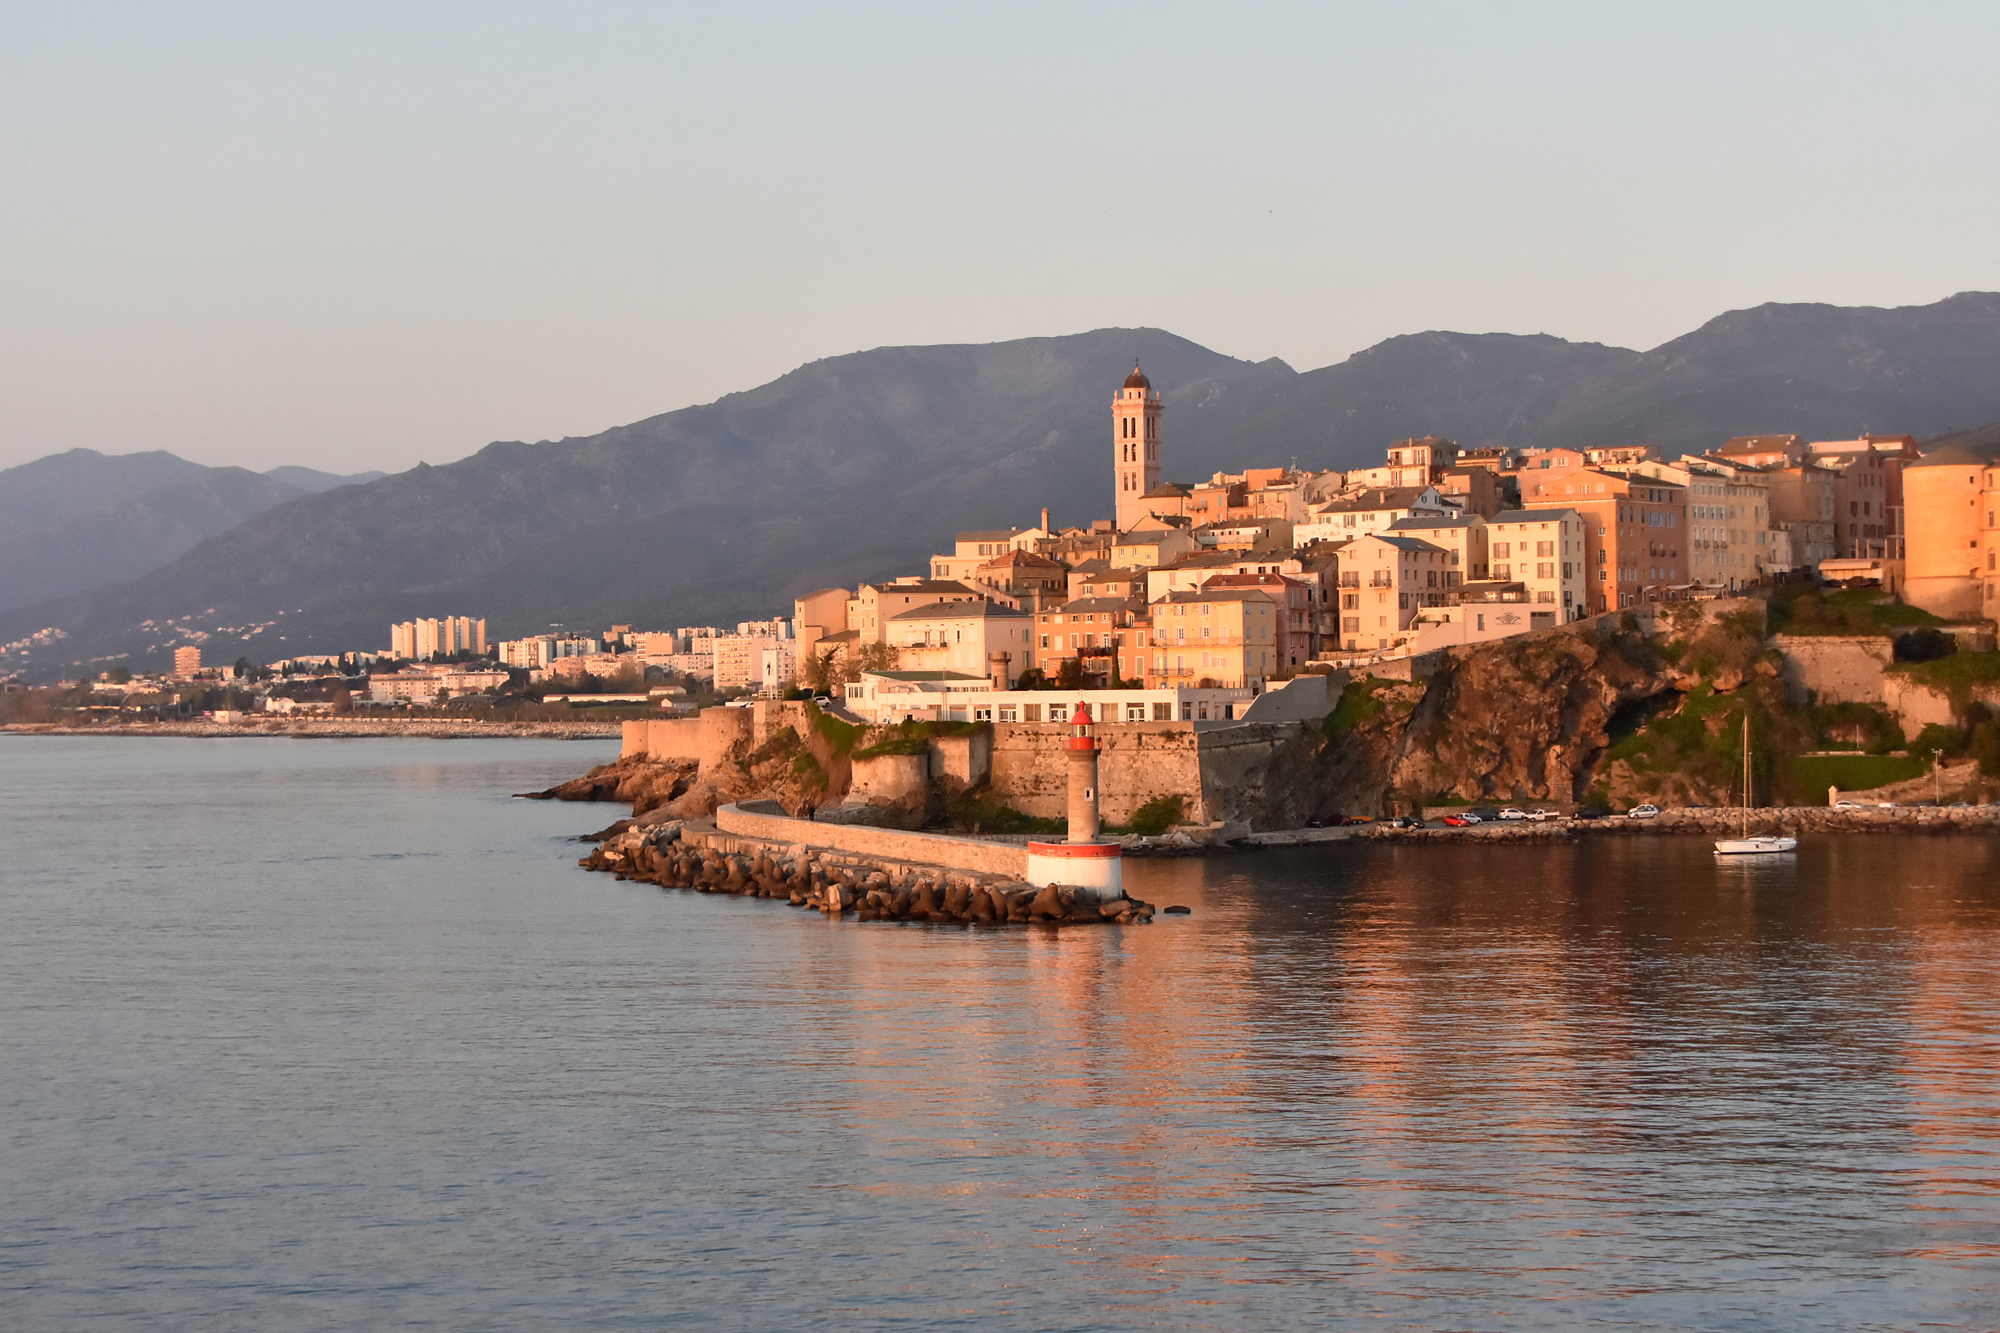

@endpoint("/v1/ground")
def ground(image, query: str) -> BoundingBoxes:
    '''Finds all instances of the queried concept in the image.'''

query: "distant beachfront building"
[173,646,201,678]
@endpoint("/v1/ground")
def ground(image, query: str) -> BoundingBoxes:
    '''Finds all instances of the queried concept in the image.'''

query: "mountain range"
[0,451,382,615]
[4,292,1999,680]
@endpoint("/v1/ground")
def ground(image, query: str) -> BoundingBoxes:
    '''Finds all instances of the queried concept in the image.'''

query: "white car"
[1627,804,1661,819]
[1832,799,1866,810]
[1526,808,1562,822]
[1497,807,1529,821]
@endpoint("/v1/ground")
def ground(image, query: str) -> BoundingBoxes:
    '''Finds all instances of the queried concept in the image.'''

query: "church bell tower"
[1113,364,1163,531]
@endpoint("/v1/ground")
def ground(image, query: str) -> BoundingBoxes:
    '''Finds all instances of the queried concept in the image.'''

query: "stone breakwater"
[582,819,1156,926]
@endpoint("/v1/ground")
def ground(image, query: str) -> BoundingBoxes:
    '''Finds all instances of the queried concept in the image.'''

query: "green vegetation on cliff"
[1769,585,1941,635]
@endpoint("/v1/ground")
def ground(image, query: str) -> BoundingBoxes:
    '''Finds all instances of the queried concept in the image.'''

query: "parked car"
[1878,802,1897,810]
[1574,807,1607,820]
[1497,807,1529,821]
[1831,799,1866,810]
[1526,808,1562,821]
[1467,807,1502,822]
[1391,816,1426,829]
[1440,814,1474,827]
[1305,817,1328,828]
[1627,804,1661,819]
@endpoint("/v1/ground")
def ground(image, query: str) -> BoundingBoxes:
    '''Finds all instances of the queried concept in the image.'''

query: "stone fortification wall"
[715,801,1027,877]
[988,720,1310,826]
[1239,673,1339,722]
[845,752,932,827]
[622,708,754,768]
[991,722,1205,823]
[1776,635,1894,705]
[929,729,994,787]
[1883,674,2000,739]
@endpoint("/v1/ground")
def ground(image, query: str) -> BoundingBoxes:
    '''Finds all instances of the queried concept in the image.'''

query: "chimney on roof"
[1041,506,1050,532]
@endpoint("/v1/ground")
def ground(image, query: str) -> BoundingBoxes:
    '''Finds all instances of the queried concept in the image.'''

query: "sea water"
[3,736,1997,1329]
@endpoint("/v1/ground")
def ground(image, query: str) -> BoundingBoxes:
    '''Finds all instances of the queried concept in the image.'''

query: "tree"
[855,642,899,678]
[804,647,839,694]
[1055,657,1086,690]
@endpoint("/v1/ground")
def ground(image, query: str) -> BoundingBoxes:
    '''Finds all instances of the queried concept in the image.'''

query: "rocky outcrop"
[583,821,1153,927]
[1313,603,1794,816]
[519,753,698,813]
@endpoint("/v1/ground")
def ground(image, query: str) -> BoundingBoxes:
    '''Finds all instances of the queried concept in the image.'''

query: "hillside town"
[14,363,1999,731]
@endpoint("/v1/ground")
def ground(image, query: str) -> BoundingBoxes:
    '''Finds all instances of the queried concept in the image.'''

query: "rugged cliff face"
[1313,601,1789,815]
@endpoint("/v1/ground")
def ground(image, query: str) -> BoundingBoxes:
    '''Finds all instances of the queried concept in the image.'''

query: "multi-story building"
[710,635,796,692]
[173,646,202,678]
[1032,596,1149,684]
[1384,436,1458,488]
[887,600,1035,684]
[1617,458,1783,590]
[930,529,1042,582]
[1486,509,1588,621]
[1296,486,1453,546]
[1201,572,1316,668]
[842,672,1255,726]
[791,589,850,656]
[1146,586,1281,688]
[1063,562,1149,603]
[1384,511,1488,581]
[848,579,981,643]
[963,548,1070,611]
[1519,469,1687,611]
[1809,434,1919,558]
[1329,533,1455,650]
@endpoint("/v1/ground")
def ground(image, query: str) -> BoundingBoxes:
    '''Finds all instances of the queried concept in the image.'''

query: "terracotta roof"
[888,600,1031,621]
[1315,486,1437,513]
[980,548,1063,569]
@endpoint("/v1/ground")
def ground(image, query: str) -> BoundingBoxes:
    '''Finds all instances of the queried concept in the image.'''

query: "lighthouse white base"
[1025,840,1124,901]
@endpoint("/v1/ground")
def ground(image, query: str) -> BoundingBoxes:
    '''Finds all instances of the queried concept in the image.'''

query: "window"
[1494,542,1510,558]
[1537,590,1555,603]
[1049,703,1068,722]
[998,706,1017,722]
[974,708,992,722]
[1125,704,1146,721]
[1538,562,1555,579]
[1494,564,1510,579]
[1537,541,1554,557]
[1023,704,1041,722]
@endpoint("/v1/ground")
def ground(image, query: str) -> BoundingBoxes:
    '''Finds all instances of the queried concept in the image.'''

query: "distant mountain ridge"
[4,292,1999,679]
[0,451,384,613]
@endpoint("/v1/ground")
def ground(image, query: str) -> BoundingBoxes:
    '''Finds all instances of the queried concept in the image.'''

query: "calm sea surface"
[4,736,1999,1330]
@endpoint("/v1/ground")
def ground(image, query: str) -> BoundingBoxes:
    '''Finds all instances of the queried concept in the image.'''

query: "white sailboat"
[1715,717,1797,855]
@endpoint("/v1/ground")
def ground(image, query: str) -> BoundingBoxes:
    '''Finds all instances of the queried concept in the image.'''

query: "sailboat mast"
[1742,717,1750,839]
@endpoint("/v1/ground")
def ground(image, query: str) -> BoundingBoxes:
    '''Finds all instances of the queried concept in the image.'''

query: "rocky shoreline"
[1345,803,2000,844]
[2,719,621,740]
[582,817,1156,927]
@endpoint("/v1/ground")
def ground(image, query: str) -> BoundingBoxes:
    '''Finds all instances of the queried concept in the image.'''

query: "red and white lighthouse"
[1026,701,1124,899]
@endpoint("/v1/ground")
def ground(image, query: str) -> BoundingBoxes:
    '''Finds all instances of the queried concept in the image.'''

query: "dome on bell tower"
[1122,364,1151,391]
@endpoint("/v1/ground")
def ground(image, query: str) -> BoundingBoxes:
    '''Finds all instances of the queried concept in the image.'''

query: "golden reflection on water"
[772,836,2000,1321]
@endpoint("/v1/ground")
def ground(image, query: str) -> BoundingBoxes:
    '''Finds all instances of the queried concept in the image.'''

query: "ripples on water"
[3,737,1998,1330]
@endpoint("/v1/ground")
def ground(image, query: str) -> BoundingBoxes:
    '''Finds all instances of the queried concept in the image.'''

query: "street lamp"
[1933,748,1945,805]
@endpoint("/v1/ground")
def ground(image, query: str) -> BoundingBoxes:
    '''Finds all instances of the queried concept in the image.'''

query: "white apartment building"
[841,671,1255,726]
[887,600,1035,682]
[1486,509,1587,621]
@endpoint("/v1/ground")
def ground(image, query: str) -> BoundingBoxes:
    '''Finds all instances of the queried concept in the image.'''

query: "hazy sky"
[3,2,1996,474]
